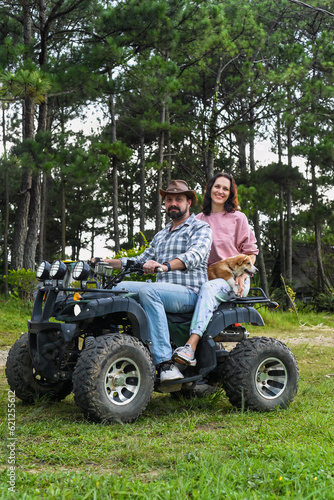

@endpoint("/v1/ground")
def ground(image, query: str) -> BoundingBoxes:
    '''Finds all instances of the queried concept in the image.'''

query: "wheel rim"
[254,357,288,399]
[104,357,140,406]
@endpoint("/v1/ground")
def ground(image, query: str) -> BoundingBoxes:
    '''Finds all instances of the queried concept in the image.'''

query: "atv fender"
[55,296,153,348]
[204,304,264,340]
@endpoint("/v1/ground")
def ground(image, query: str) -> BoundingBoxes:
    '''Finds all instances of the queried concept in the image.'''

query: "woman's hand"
[235,274,246,297]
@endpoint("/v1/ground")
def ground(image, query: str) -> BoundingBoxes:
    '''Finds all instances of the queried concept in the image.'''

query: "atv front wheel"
[73,334,155,424]
[222,336,298,411]
[5,333,72,403]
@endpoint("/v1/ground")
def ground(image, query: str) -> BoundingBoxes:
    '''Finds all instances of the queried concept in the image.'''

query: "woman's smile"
[211,176,231,211]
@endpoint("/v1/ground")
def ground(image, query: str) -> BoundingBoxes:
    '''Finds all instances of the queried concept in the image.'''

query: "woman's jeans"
[112,281,198,365]
[190,277,250,337]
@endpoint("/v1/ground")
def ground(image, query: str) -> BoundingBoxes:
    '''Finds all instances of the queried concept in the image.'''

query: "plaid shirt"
[122,214,212,293]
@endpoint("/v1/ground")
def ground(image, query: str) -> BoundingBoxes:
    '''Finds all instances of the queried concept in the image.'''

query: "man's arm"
[101,258,122,269]
[177,223,213,269]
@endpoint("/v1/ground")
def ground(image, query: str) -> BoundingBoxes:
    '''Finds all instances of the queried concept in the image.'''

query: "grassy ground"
[0,296,33,348]
[1,297,334,499]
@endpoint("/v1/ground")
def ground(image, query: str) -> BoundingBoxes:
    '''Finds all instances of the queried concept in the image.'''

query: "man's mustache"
[168,206,180,211]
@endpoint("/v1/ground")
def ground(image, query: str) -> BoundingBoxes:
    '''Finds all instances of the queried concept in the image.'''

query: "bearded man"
[99,180,212,382]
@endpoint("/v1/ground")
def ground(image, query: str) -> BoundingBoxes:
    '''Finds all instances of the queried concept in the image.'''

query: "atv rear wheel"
[73,334,155,424]
[222,336,298,411]
[5,333,72,403]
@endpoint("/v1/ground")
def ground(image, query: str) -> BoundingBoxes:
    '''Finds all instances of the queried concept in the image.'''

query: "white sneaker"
[159,362,184,383]
[172,344,197,366]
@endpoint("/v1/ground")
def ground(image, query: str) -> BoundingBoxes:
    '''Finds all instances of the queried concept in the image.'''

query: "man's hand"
[143,260,164,274]
[235,274,246,297]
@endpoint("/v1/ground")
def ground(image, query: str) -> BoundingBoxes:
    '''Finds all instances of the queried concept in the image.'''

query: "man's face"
[165,193,191,220]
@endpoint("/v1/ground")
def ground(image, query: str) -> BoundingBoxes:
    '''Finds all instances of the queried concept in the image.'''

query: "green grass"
[0,295,33,347]
[1,298,334,498]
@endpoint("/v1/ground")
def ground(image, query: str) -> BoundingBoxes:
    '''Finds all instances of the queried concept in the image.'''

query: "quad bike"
[5,259,299,424]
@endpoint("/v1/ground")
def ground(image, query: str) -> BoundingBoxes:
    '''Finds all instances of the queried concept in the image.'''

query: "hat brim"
[159,189,197,206]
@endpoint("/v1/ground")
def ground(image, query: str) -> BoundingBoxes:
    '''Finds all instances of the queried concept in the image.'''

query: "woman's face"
[210,176,231,210]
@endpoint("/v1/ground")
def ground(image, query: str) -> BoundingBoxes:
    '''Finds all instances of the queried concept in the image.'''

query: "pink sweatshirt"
[196,211,258,266]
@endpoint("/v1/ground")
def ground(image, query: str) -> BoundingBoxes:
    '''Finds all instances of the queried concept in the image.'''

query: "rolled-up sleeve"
[178,224,213,269]
[236,214,258,256]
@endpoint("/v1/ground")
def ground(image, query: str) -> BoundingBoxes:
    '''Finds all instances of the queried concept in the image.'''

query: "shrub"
[3,268,37,302]
[312,288,334,312]
[113,233,156,282]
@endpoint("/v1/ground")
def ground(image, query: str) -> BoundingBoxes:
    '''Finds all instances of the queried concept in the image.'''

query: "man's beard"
[167,206,188,220]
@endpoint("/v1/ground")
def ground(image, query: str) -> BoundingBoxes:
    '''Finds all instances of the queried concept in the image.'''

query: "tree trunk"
[249,117,269,296]
[11,2,34,269]
[253,212,269,297]
[164,102,171,225]
[23,171,41,269]
[126,179,134,246]
[61,177,66,259]
[90,218,95,258]
[38,171,47,261]
[311,159,326,289]
[277,112,286,278]
[234,128,247,175]
[11,169,32,269]
[286,124,293,283]
[2,107,9,292]
[109,95,120,253]
[23,0,48,269]
[139,129,146,246]
[207,55,224,180]
[155,99,166,232]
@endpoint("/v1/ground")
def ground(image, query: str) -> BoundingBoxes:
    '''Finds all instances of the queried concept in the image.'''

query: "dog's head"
[237,255,258,277]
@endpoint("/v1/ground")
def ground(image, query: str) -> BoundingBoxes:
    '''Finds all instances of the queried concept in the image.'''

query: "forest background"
[0,0,334,302]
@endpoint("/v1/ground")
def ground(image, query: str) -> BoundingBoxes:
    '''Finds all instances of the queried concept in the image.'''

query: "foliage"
[312,288,334,313]
[2,269,36,302]
[113,232,149,259]
[113,232,156,282]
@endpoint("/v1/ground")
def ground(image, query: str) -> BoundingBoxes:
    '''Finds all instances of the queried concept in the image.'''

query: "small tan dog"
[208,254,258,294]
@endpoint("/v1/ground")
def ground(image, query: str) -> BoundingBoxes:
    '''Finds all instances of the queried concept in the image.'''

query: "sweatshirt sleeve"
[235,213,259,256]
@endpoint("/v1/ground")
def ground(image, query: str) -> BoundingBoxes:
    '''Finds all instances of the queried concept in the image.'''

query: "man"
[100,180,212,382]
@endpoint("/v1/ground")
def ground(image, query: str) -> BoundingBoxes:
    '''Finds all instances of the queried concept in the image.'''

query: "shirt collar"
[165,213,194,231]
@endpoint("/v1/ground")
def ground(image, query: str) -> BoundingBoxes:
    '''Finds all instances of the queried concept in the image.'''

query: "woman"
[172,172,258,366]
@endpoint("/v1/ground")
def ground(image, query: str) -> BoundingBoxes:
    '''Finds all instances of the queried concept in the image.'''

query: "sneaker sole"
[160,373,184,383]
[172,353,197,367]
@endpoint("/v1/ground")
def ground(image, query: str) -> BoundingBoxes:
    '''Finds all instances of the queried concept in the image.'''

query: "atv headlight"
[72,261,90,281]
[36,261,51,280]
[49,260,67,280]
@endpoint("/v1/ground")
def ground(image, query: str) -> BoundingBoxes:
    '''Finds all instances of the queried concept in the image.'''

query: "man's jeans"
[112,281,198,364]
[190,277,251,337]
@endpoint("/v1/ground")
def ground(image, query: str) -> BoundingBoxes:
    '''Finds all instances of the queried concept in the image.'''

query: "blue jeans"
[112,281,198,364]
[190,277,250,337]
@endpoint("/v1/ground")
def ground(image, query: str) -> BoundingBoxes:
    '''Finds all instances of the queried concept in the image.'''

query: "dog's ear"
[238,254,248,265]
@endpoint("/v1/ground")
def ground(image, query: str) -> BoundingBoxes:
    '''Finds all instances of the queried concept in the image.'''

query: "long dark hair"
[202,172,239,215]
